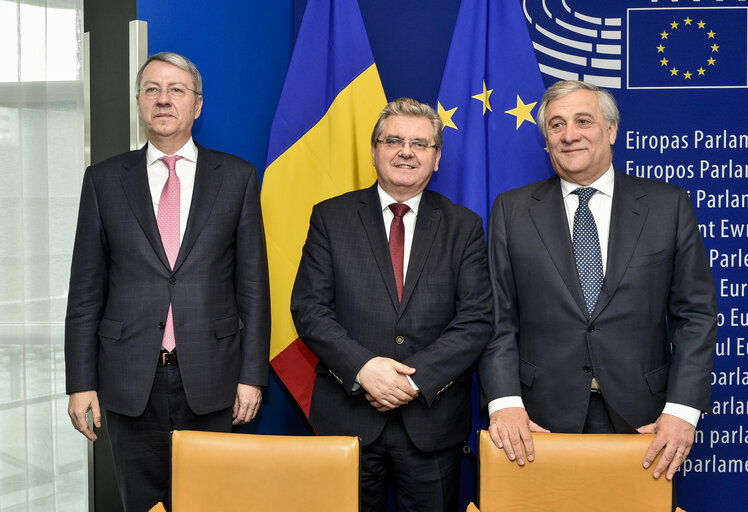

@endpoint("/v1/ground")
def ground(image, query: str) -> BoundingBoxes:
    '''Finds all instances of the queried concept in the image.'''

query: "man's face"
[371,115,441,202]
[137,60,203,147]
[544,89,617,186]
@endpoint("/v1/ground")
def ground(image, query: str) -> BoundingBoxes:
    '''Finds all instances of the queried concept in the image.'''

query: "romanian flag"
[261,0,387,417]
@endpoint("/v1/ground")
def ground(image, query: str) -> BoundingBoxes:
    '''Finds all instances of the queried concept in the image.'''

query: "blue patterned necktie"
[572,187,604,316]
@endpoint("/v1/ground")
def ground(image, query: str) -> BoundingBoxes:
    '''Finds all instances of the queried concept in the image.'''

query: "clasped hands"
[489,408,694,480]
[359,356,418,412]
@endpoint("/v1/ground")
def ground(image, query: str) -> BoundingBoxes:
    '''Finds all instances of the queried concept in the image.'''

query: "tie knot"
[161,155,183,175]
[573,187,597,206]
[389,203,410,218]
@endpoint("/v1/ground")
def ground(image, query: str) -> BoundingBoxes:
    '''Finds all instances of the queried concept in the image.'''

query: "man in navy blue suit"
[480,80,717,482]
[65,52,270,511]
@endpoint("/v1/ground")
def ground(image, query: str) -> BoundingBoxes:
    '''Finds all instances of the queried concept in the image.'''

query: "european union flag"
[628,7,748,89]
[431,0,554,225]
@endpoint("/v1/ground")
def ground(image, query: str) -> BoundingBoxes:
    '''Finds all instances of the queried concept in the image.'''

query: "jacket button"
[583,365,592,373]
[587,324,596,332]
[169,277,177,285]
[158,322,165,329]
[395,336,404,345]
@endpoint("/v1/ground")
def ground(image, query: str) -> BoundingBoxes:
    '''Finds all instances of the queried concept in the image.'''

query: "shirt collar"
[560,164,615,198]
[146,138,198,165]
[377,184,422,216]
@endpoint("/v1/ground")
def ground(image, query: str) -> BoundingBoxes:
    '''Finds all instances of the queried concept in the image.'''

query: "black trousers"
[583,392,616,433]
[106,364,232,512]
[360,409,463,512]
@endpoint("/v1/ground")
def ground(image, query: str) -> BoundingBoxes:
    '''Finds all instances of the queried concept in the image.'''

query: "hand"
[68,390,101,442]
[232,384,262,425]
[364,389,417,412]
[638,413,695,480]
[488,407,549,465]
[358,357,418,411]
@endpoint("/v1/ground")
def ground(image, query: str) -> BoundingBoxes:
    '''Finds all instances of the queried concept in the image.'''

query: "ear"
[433,148,442,172]
[193,94,204,120]
[607,120,618,145]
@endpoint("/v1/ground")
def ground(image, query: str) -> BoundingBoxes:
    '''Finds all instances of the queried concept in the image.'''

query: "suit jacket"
[479,170,717,433]
[290,184,492,451]
[65,142,270,417]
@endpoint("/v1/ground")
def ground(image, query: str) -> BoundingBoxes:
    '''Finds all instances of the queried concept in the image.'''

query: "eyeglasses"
[376,137,438,152]
[139,86,201,99]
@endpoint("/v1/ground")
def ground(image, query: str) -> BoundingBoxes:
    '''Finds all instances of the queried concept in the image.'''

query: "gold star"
[437,102,458,130]
[684,17,693,26]
[660,30,669,39]
[504,95,538,130]
[697,67,706,76]
[670,67,679,76]
[697,20,706,29]
[471,81,493,115]
[660,57,669,66]
[708,57,716,66]
[670,21,679,29]
[711,44,719,52]
[707,30,716,39]
[656,44,666,53]
[684,71,693,79]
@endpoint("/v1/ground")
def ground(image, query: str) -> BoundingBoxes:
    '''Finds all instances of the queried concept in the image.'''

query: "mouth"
[561,147,586,155]
[394,164,415,169]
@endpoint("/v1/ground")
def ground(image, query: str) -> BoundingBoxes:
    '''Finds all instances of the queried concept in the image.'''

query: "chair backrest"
[477,430,672,512]
[171,430,360,512]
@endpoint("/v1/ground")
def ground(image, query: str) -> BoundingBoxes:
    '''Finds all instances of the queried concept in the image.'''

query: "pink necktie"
[389,203,410,302]
[157,155,183,352]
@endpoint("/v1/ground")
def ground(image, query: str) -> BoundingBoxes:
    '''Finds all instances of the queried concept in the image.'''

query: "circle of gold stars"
[656,16,719,81]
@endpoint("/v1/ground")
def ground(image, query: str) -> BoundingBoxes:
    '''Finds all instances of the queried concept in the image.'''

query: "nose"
[560,124,581,143]
[156,88,172,105]
[398,142,415,156]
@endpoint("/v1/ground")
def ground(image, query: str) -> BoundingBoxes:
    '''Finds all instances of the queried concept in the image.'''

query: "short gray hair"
[371,97,444,149]
[135,52,203,96]
[537,80,619,138]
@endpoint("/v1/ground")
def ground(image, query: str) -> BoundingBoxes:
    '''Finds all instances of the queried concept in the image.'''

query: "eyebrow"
[141,80,191,87]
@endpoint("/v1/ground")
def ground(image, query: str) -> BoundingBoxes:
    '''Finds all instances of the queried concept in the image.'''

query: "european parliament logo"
[628,7,748,89]
[522,0,748,89]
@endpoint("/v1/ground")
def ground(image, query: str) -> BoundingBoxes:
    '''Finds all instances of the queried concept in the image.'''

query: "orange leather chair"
[157,430,360,512]
[467,430,675,512]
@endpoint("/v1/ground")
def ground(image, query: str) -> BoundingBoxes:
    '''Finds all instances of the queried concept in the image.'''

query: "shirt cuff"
[488,396,525,416]
[662,402,701,428]
[406,375,419,392]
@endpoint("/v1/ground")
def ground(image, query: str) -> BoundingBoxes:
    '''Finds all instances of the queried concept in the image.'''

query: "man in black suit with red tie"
[291,98,492,512]
[65,52,270,511]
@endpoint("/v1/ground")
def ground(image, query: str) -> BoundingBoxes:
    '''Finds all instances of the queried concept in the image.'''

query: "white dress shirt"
[146,138,198,243]
[377,185,422,283]
[488,165,700,427]
[353,185,423,392]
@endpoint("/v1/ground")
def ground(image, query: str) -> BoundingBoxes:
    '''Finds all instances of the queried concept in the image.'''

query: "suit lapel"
[358,184,401,309]
[399,191,440,317]
[173,144,223,272]
[119,144,172,270]
[528,177,589,317]
[592,172,648,318]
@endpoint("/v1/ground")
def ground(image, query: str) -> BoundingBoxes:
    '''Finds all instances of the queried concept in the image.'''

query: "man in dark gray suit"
[291,98,492,512]
[65,52,270,511]
[479,80,716,482]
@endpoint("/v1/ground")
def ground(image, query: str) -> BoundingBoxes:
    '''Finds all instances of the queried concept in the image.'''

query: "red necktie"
[157,155,183,352]
[388,203,410,302]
